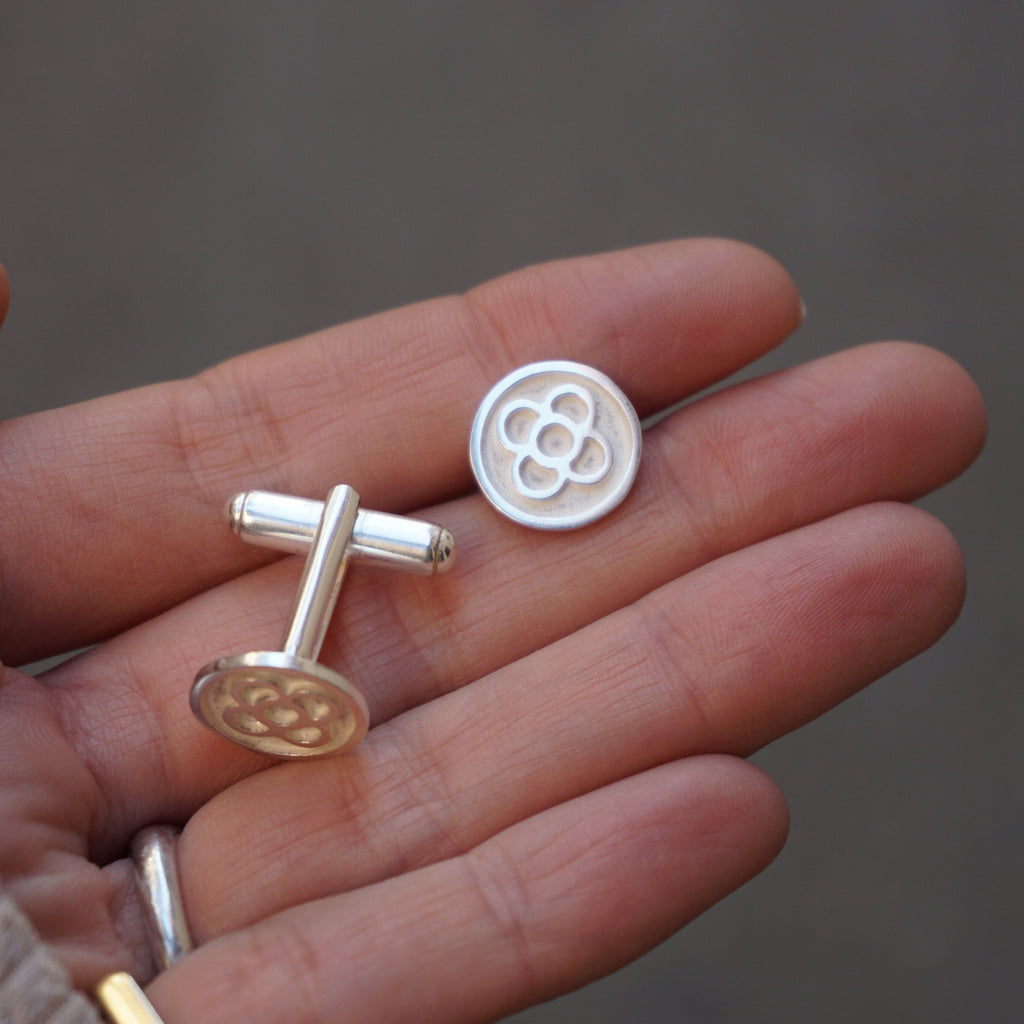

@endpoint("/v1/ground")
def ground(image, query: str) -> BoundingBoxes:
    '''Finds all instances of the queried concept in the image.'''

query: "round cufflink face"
[470,361,642,529]
[191,651,369,758]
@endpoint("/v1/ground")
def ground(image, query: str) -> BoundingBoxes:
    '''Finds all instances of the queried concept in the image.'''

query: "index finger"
[0,240,801,664]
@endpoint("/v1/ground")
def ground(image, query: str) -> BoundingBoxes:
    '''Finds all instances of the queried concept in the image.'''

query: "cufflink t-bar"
[191,486,454,759]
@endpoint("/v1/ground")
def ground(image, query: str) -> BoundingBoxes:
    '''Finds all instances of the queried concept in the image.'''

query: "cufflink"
[191,486,454,758]
[469,361,641,529]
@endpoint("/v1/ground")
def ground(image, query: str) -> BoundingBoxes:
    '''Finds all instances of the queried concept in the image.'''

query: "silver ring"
[131,825,195,971]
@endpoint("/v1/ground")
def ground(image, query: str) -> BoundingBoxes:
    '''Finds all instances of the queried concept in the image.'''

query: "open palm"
[0,241,985,1023]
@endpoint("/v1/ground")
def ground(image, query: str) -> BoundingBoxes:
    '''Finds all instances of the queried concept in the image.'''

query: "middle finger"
[45,340,983,847]
[177,499,960,941]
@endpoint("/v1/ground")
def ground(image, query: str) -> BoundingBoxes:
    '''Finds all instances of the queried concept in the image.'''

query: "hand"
[0,241,985,1023]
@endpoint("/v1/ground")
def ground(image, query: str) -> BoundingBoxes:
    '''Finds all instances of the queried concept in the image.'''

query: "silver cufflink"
[470,360,642,529]
[191,486,454,758]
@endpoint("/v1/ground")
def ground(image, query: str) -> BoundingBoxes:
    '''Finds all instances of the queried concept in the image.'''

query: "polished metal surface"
[191,650,369,757]
[192,483,452,758]
[130,825,195,971]
[470,361,642,529]
[95,972,167,1024]
[192,485,370,757]
[280,485,359,660]
[228,490,455,574]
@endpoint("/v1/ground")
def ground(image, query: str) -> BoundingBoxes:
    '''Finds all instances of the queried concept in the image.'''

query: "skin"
[0,241,986,1023]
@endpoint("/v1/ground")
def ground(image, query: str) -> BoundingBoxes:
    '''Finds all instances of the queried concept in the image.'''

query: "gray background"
[1,3,1020,1021]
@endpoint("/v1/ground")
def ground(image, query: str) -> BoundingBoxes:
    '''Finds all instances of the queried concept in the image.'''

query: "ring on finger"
[131,825,195,972]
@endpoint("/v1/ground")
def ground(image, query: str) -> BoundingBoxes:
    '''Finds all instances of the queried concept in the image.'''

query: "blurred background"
[1,3,1020,1021]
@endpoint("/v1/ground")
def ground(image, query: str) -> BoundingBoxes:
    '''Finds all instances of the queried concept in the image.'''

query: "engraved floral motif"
[497,383,613,500]
[221,676,342,749]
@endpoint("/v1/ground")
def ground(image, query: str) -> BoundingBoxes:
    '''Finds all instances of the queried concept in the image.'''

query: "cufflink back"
[191,486,454,758]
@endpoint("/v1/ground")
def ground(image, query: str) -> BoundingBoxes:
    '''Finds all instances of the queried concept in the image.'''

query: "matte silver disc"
[191,651,369,758]
[470,360,642,529]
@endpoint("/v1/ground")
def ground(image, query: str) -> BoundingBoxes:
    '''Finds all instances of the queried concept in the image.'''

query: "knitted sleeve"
[0,891,102,1024]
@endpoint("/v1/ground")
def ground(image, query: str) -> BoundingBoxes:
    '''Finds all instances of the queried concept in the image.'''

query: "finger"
[176,501,962,938]
[148,756,787,1024]
[44,340,984,847]
[42,344,983,854]
[0,664,127,990]
[0,240,802,664]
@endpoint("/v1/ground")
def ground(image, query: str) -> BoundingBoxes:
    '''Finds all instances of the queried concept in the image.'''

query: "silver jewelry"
[131,825,194,972]
[191,485,455,758]
[470,360,641,529]
[226,489,455,573]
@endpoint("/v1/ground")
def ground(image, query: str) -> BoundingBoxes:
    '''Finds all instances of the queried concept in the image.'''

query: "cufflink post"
[191,485,454,759]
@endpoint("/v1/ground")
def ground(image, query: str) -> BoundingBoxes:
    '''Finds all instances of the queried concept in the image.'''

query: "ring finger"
[43,340,984,844]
